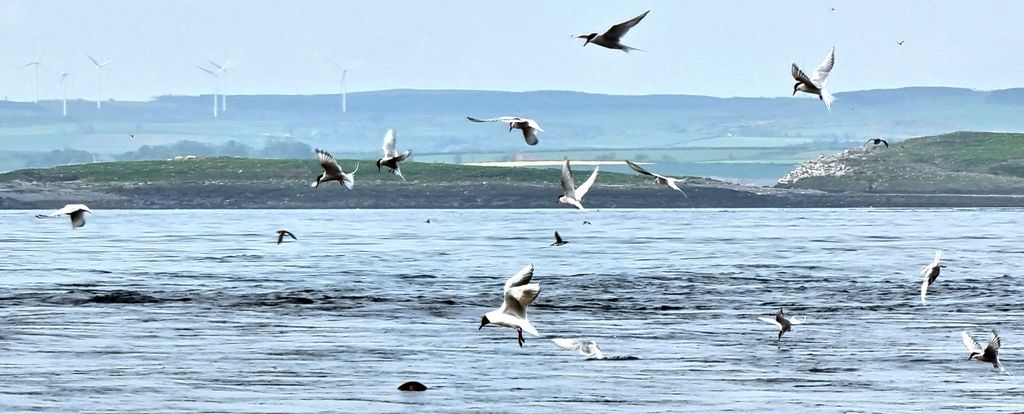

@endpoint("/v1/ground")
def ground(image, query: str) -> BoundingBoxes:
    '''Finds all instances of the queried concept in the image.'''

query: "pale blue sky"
[0,0,1020,101]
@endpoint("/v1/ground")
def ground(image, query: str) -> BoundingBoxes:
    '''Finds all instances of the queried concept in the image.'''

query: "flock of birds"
[28,9,1007,384]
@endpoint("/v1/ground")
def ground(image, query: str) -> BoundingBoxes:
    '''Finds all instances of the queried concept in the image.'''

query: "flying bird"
[792,47,836,111]
[35,204,92,229]
[551,231,568,246]
[552,338,604,359]
[920,250,946,304]
[312,149,358,189]
[962,330,1006,372]
[758,308,805,341]
[479,264,541,347]
[866,138,889,148]
[467,116,544,146]
[558,160,599,211]
[576,10,650,52]
[897,40,905,46]
[276,229,297,245]
[377,129,412,180]
[625,160,688,197]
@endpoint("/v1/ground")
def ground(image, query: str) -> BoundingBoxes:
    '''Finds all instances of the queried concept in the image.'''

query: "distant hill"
[776,131,1024,194]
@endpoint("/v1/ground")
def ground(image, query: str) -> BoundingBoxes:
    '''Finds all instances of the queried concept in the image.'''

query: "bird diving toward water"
[792,47,836,111]
[276,229,297,245]
[551,231,568,246]
[625,160,688,197]
[312,149,358,189]
[758,308,805,341]
[558,160,599,211]
[377,129,412,180]
[479,264,542,347]
[920,250,945,304]
[576,10,650,53]
[962,330,1008,374]
[866,138,889,148]
[466,116,544,146]
[36,204,92,229]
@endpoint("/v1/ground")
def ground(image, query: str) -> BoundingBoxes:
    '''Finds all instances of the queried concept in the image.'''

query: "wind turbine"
[326,57,366,113]
[206,59,232,112]
[60,72,70,116]
[196,65,219,118]
[86,54,113,109]
[24,55,40,103]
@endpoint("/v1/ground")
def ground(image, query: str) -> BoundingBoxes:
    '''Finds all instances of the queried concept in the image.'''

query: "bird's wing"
[87,54,101,67]
[523,118,543,131]
[560,160,578,200]
[788,315,808,325]
[69,210,86,229]
[196,66,217,75]
[467,116,518,123]
[316,149,342,175]
[962,331,984,354]
[604,10,650,41]
[552,338,595,356]
[758,316,782,329]
[522,128,540,146]
[933,250,942,264]
[284,230,297,240]
[276,233,285,244]
[881,140,889,147]
[393,149,412,163]
[574,166,600,200]
[810,47,835,87]
[626,160,655,177]
[985,331,1002,356]
[382,129,398,157]
[791,63,813,84]
[503,283,540,317]
[554,231,563,244]
[504,264,535,291]
[920,278,929,304]
[664,178,687,197]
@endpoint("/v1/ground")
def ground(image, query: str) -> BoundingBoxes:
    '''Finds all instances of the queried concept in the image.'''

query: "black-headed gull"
[558,160,599,211]
[625,160,687,197]
[920,251,945,304]
[962,330,1007,373]
[758,308,805,341]
[467,116,544,146]
[376,129,412,180]
[36,204,92,229]
[479,264,541,347]
[576,10,650,53]
[312,149,358,189]
[792,47,835,111]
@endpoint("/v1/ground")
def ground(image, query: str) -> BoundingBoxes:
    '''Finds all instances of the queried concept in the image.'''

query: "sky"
[0,0,1020,102]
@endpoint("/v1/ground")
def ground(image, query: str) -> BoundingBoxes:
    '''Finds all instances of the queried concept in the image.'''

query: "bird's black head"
[939,264,947,269]
[792,82,800,96]
[478,315,490,330]
[375,159,383,171]
[313,173,323,188]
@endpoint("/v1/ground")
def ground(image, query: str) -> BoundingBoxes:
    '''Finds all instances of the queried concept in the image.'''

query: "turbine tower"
[196,65,219,118]
[86,54,113,109]
[24,55,40,103]
[60,72,70,116]
[207,59,232,112]
[327,57,365,114]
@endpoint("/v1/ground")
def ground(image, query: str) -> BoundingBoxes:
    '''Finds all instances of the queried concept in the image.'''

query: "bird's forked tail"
[820,88,835,112]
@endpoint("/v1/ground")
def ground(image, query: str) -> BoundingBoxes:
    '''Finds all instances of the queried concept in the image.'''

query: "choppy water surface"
[1,208,1022,413]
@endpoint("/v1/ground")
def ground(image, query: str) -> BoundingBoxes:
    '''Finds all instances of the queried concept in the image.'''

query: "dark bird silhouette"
[397,381,428,392]
[866,138,889,148]
[276,229,297,245]
[551,231,568,246]
[576,10,650,52]
[897,40,905,46]
[758,307,804,341]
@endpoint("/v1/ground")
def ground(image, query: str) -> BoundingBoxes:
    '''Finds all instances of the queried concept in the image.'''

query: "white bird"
[35,204,92,229]
[920,250,946,304]
[962,330,1006,372]
[552,338,604,359]
[576,10,650,53]
[625,160,688,197]
[479,264,541,347]
[758,307,805,341]
[558,160,599,211]
[376,129,412,181]
[792,47,836,111]
[311,149,358,189]
[466,116,544,146]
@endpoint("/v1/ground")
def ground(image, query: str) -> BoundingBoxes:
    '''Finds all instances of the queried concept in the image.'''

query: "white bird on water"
[311,149,358,189]
[466,116,544,146]
[576,10,650,53]
[36,204,92,229]
[376,129,412,181]
[552,338,604,359]
[479,264,541,347]
[920,250,945,304]
[792,47,836,111]
[962,330,1009,375]
[625,160,688,197]
[758,308,806,341]
[558,160,599,211]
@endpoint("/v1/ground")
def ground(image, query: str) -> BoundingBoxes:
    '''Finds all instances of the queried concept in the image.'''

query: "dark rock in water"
[87,290,161,304]
[398,381,427,392]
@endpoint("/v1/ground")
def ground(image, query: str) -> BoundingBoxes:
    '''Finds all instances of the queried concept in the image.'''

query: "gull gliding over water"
[758,308,805,341]
[36,204,92,229]
[312,149,358,189]
[792,47,836,111]
[552,338,604,359]
[479,264,541,347]
[377,129,412,180]
[558,160,599,211]
[962,330,1007,373]
[576,10,650,53]
[625,160,688,197]
[466,116,544,146]
[920,250,945,305]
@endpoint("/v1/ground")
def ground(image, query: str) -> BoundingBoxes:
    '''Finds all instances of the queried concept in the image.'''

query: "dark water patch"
[807,367,860,373]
